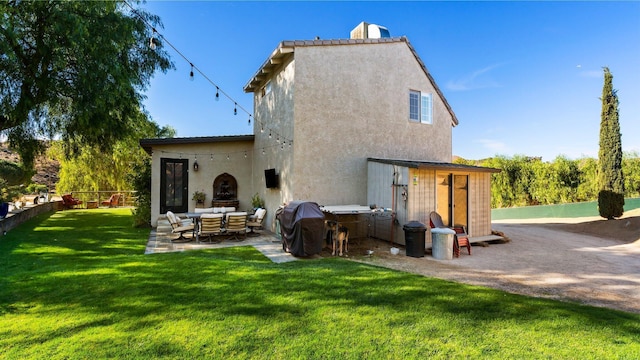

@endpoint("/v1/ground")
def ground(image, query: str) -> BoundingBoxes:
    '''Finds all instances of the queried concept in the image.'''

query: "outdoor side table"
[86,201,98,209]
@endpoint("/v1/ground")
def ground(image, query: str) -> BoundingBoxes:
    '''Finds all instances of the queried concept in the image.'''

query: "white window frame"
[409,90,432,124]
[260,80,272,99]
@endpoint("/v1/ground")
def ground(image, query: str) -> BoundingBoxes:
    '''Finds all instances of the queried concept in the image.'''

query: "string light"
[149,28,157,50]
[124,1,295,148]
[155,145,294,159]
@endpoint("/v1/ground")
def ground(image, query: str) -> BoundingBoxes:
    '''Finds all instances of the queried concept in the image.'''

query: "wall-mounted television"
[265,169,279,188]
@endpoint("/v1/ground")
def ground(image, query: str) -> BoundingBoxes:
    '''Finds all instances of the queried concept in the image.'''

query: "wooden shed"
[367,158,501,246]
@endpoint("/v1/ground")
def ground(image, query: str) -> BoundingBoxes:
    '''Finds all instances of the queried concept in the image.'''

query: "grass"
[1,209,639,359]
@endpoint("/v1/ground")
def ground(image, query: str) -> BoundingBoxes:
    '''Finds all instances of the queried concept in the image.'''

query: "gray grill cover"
[277,201,325,257]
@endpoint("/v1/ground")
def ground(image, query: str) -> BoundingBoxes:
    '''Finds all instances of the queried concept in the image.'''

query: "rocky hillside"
[0,142,60,190]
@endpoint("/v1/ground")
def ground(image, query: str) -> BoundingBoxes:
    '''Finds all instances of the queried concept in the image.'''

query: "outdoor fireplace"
[212,173,239,208]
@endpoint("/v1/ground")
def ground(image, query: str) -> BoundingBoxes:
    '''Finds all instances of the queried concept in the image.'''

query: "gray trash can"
[403,221,427,258]
[431,227,455,260]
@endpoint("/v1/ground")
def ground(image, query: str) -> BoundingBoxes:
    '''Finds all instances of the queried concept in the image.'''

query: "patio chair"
[61,194,83,210]
[224,212,247,241]
[199,213,224,243]
[166,211,195,242]
[101,194,121,208]
[429,211,471,257]
[246,208,267,237]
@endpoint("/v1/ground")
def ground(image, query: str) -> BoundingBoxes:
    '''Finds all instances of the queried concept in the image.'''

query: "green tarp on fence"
[491,197,640,220]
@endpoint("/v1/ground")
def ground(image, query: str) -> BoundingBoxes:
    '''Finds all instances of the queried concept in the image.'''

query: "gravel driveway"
[356,218,640,314]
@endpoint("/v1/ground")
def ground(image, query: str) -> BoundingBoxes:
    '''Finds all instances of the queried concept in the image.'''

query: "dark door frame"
[160,158,189,214]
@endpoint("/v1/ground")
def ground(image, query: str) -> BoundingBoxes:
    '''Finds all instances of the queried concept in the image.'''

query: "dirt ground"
[324,208,640,314]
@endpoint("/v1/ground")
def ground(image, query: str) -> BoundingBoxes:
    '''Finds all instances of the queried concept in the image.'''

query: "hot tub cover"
[277,201,325,257]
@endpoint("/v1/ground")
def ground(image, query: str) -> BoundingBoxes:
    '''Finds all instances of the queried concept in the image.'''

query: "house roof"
[139,135,254,155]
[243,36,459,126]
[368,158,501,173]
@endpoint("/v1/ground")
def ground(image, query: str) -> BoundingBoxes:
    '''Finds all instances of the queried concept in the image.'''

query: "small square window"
[409,90,432,124]
[261,80,272,99]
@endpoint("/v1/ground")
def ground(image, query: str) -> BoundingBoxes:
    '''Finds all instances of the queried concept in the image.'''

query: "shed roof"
[139,135,254,155]
[243,36,458,126]
[368,158,501,173]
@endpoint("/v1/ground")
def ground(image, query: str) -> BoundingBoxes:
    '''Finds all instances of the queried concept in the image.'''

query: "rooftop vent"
[350,21,391,39]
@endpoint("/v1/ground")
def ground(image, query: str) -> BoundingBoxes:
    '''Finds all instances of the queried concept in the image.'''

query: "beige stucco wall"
[292,42,453,205]
[149,140,254,226]
[251,59,295,231]
[250,41,455,231]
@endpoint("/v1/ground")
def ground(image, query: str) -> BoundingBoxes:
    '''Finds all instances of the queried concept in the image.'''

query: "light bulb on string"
[215,87,219,101]
[226,154,230,160]
[189,63,194,81]
[210,154,214,161]
[244,151,248,158]
[248,116,251,126]
[260,124,264,133]
[276,135,280,143]
[262,149,266,156]
[234,103,237,116]
[268,130,272,139]
[149,30,157,50]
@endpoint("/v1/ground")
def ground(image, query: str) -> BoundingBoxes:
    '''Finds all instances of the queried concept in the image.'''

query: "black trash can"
[403,221,427,258]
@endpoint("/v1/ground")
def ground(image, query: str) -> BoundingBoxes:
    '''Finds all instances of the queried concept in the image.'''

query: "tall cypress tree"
[597,67,624,219]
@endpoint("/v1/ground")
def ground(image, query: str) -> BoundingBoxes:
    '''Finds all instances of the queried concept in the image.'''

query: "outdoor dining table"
[185,212,202,242]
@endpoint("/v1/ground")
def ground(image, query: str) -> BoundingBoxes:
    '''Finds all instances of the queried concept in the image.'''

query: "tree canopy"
[456,153,639,209]
[0,0,173,169]
[52,118,175,195]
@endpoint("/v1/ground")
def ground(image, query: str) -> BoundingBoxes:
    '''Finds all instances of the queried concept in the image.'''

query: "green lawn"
[1,209,639,359]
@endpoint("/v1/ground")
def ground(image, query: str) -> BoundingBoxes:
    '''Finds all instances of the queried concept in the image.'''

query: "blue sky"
[140,1,640,162]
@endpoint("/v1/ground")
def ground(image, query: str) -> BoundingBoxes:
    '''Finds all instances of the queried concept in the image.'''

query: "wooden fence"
[56,190,137,208]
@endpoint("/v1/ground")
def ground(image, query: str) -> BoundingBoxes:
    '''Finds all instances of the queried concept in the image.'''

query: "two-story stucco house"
[141,22,499,245]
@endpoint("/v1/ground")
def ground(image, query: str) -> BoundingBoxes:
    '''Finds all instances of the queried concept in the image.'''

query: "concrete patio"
[145,218,298,264]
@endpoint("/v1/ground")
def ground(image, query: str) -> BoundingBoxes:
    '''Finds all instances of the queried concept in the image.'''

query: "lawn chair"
[61,194,83,210]
[429,211,471,257]
[101,194,121,208]
[224,212,247,241]
[246,208,266,237]
[199,213,224,243]
[166,211,195,242]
